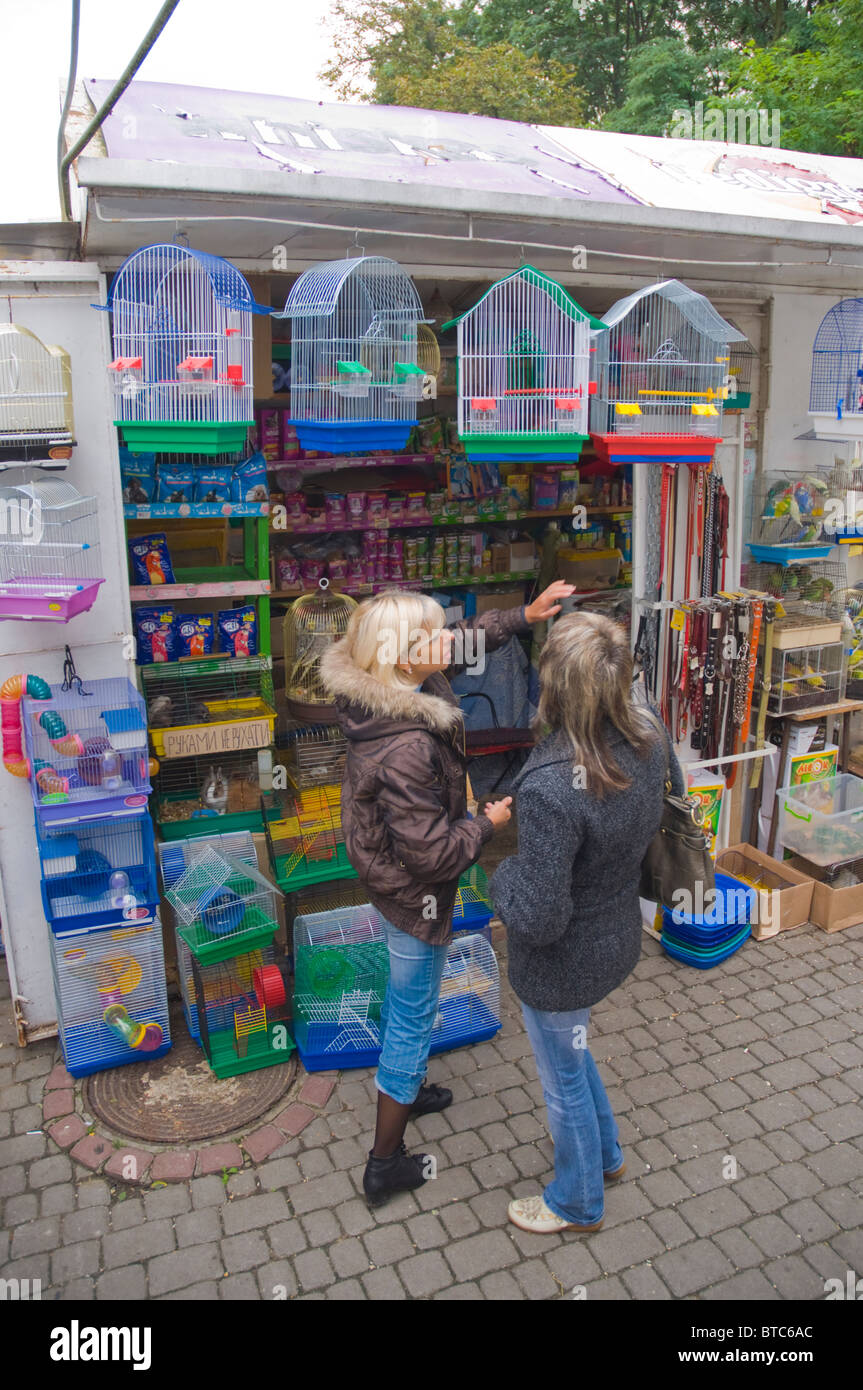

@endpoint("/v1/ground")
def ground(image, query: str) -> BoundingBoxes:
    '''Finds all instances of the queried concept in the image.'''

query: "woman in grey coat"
[491,612,684,1235]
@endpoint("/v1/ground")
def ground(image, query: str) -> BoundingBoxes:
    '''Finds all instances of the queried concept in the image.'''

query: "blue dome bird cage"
[276,255,427,454]
[809,298,863,439]
[99,243,272,455]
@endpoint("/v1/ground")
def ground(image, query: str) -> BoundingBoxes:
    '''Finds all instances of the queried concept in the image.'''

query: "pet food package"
[128,533,176,586]
[193,468,233,504]
[256,410,282,462]
[134,607,176,665]
[232,452,269,503]
[218,605,258,657]
[175,613,215,658]
[156,466,195,504]
[120,448,157,504]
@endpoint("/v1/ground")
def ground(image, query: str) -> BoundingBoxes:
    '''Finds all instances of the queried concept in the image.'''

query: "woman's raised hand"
[524,580,576,624]
[484,796,513,828]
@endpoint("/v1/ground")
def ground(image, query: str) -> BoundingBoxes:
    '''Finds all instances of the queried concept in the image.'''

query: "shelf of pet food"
[271,576,633,599]
[268,453,437,475]
[124,503,270,520]
[276,506,633,537]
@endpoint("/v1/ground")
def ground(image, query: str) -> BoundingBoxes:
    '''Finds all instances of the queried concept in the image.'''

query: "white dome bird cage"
[809,299,863,439]
[276,255,427,453]
[0,324,75,470]
[589,280,746,466]
[0,479,104,622]
[443,265,600,464]
[99,243,272,455]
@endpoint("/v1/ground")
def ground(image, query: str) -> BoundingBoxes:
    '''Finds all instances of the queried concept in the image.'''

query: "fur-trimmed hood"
[319,638,462,741]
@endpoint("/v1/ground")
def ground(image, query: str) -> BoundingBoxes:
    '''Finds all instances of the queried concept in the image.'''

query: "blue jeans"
[376,921,449,1106]
[521,1003,624,1226]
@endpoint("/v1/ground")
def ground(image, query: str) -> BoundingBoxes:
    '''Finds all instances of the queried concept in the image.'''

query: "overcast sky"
[2,0,344,223]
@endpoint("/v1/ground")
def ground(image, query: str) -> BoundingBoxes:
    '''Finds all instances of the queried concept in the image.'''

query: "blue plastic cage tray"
[661,924,751,970]
[292,419,417,455]
[746,543,834,565]
[661,873,755,932]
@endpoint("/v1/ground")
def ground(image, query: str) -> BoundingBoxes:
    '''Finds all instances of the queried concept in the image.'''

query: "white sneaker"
[507,1194,603,1234]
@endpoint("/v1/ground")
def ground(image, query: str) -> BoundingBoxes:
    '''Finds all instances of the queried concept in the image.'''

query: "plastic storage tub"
[777,773,863,867]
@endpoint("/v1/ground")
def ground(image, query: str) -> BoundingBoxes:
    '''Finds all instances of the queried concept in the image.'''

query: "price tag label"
[670,609,686,631]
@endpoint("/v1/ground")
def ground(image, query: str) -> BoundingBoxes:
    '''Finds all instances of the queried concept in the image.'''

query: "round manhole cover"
[83,1002,298,1144]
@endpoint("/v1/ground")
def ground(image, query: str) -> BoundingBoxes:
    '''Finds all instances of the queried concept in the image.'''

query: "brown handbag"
[639,714,716,909]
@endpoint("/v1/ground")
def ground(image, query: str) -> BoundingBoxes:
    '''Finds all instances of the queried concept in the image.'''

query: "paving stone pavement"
[2,920,862,1301]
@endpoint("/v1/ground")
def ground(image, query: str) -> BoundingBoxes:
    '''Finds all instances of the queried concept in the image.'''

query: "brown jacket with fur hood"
[319,606,531,944]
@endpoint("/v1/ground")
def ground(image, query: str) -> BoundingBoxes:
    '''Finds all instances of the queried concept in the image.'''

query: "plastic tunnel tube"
[1,674,51,778]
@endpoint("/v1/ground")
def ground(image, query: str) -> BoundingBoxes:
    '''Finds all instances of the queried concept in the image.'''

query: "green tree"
[730,0,863,155]
[322,0,584,122]
[600,38,726,135]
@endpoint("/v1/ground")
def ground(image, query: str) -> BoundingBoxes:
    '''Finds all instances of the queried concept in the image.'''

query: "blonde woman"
[320,581,572,1208]
[491,612,684,1235]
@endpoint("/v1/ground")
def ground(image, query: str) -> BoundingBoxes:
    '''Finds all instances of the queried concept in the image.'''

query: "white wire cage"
[432,932,501,1049]
[277,255,426,452]
[292,902,389,1061]
[809,298,863,438]
[589,280,745,457]
[0,480,104,622]
[51,922,171,1077]
[0,324,74,452]
[165,844,282,964]
[748,473,831,557]
[444,265,595,462]
[101,243,272,451]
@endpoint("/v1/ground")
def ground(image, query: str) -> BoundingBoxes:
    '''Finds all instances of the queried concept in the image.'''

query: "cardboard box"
[508,540,537,574]
[715,844,814,939]
[784,855,863,933]
[473,588,525,617]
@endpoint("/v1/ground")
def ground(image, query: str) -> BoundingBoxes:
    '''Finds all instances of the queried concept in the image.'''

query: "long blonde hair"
[339,589,446,689]
[537,612,657,798]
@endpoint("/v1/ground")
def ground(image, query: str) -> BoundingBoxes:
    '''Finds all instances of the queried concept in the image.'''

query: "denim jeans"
[521,1003,624,1226]
[376,920,449,1106]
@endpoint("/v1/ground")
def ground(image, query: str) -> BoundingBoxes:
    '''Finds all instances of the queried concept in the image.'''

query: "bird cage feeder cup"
[445,266,596,463]
[50,923,171,1077]
[0,324,76,468]
[36,812,158,933]
[589,280,746,465]
[19,676,150,826]
[277,255,426,453]
[809,299,863,439]
[165,844,282,965]
[0,481,105,622]
[748,473,834,563]
[99,242,272,454]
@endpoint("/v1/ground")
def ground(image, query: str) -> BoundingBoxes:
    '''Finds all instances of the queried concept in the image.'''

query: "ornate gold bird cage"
[283,578,357,722]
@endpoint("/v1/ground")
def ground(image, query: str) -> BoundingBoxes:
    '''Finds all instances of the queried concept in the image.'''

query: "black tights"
[371,1092,413,1158]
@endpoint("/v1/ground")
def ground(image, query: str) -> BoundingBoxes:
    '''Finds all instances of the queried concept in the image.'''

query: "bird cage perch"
[99,243,272,454]
[0,324,75,469]
[589,280,746,465]
[443,266,599,464]
[277,255,426,453]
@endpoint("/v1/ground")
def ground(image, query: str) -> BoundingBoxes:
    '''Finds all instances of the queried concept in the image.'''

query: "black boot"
[410,1082,453,1117]
[363,1143,429,1209]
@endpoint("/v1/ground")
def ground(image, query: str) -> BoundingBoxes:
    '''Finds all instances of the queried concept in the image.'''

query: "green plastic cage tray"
[117,420,254,455]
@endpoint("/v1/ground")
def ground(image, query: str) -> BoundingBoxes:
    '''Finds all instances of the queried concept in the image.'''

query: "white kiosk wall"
[0,262,132,1042]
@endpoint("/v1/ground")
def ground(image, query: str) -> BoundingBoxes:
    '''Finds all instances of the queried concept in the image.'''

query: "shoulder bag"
[639,713,716,909]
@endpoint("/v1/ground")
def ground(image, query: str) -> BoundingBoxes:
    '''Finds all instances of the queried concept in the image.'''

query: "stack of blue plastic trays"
[661,872,755,969]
